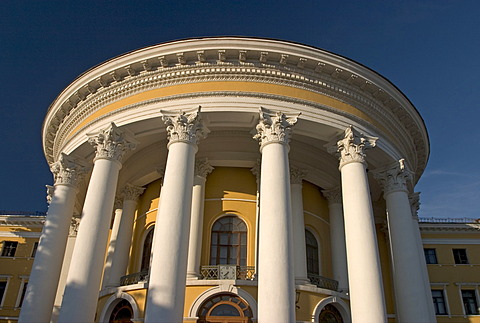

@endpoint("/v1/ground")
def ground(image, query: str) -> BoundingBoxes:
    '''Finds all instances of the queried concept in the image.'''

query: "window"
[431,290,448,315]
[1,241,18,257]
[140,227,154,272]
[31,242,38,258]
[424,248,438,264]
[453,249,469,264]
[305,230,319,275]
[0,281,7,306]
[210,216,247,266]
[462,290,479,315]
[197,293,252,323]
[17,282,28,307]
[318,304,344,323]
[109,299,133,323]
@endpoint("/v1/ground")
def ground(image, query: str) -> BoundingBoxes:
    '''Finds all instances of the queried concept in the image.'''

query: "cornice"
[0,216,45,227]
[420,223,480,232]
[43,38,428,179]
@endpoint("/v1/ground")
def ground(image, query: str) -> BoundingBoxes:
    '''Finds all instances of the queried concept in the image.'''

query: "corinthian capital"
[322,187,342,204]
[253,108,299,151]
[161,107,209,147]
[290,165,307,185]
[409,192,421,217]
[195,158,214,178]
[372,159,413,195]
[328,126,377,169]
[88,122,138,163]
[50,153,88,187]
[121,184,145,201]
[46,185,54,205]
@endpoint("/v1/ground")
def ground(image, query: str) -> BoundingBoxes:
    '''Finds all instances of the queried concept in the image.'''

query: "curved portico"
[21,37,432,323]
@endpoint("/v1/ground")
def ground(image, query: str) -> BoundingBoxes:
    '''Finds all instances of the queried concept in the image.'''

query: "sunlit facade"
[5,37,478,322]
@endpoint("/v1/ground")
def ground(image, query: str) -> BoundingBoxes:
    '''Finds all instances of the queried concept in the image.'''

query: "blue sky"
[1,1,479,219]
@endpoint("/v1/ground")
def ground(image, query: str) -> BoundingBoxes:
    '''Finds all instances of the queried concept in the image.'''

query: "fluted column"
[19,154,86,323]
[105,184,145,287]
[330,126,386,322]
[373,160,434,322]
[58,123,137,322]
[322,188,349,292]
[254,108,298,323]
[290,166,309,285]
[187,159,214,279]
[145,108,208,322]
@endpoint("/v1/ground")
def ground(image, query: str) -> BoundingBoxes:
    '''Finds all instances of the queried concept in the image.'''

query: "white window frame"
[0,275,12,308]
[15,276,29,308]
[305,227,322,276]
[430,283,450,317]
[456,283,480,317]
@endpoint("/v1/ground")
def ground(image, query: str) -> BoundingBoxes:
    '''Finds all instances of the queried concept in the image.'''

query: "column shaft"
[385,191,434,322]
[341,162,386,322]
[19,185,77,323]
[145,142,196,322]
[102,206,123,289]
[258,143,295,322]
[58,159,121,322]
[291,180,309,285]
[187,175,207,278]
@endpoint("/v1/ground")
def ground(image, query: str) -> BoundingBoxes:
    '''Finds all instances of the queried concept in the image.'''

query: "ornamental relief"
[161,108,209,146]
[46,60,420,166]
[329,126,377,169]
[50,153,87,187]
[253,108,298,148]
[372,159,413,195]
[87,122,138,162]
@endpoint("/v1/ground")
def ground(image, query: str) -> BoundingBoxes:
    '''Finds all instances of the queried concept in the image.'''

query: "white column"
[409,192,436,320]
[105,184,145,287]
[330,126,386,322]
[19,154,86,323]
[58,123,137,323]
[187,159,213,279]
[373,161,434,322]
[52,215,80,322]
[250,159,261,279]
[322,188,349,292]
[102,198,123,289]
[254,108,298,323]
[145,108,208,322]
[290,166,309,285]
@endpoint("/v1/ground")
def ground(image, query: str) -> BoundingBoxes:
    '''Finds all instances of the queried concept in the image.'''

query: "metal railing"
[120,270,149,286]
[307,273,339,291]
[200,265,256,280]
[419,217,479,223]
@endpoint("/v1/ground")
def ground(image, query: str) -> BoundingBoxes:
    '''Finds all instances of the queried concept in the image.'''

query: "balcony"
[307,273,339,291]
[200,265,256,280]
[120,270,149,286]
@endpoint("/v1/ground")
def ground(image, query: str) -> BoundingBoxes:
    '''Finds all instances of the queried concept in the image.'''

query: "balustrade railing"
[200,265,256,280]
[307,273,339,291]
[120,270,149,286]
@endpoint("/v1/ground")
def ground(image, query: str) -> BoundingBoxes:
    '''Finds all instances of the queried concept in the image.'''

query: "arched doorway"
[197,293,252,323]
[318,304,344,323]
[108,299,134,323]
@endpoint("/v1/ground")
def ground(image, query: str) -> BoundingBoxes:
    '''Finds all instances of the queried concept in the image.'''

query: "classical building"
[5,37,478,322]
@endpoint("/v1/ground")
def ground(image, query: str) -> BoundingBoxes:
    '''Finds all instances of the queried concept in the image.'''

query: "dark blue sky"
[1,1,479,218]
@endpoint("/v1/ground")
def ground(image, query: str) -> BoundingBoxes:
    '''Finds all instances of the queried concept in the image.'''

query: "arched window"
[318,304,344,323]
[140,227,154,272]
[109,299,133,323]
[197,293,252,323]
[305,229,319,275]
[210,216,247,266]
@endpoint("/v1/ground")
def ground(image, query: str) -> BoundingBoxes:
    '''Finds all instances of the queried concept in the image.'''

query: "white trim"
[188,285,257,319]
[304,211,329,225]
[311,296,351,323]
[99,291,141,323]
[423,239,480,245]
[0,232,42,238]
[0,276,12,308]
[205,198,257,203]
[134,208,158,223]
[15,277,28,308]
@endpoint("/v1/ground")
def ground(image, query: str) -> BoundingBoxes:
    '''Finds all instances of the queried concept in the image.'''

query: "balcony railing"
[307,273,339,291]
[120,270,149,286]
[200,265,256,280]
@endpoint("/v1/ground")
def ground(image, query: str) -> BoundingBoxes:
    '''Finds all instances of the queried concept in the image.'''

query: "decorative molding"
[69,215,81,236]
[161,107,209,147]
[50,153,87,187]
[121,184,145,201]
[422,239,480,245]
[87,122,138,163]
[321,188,342,205]
[194,158,214,178]
[409,192,421,217]
[328,126,377,169]
[0,232,42,238]
[253,108,299,150]
[46,185,54,205]
[250,158,261,185]
[290,165,307,185]
[372,159,413,195]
